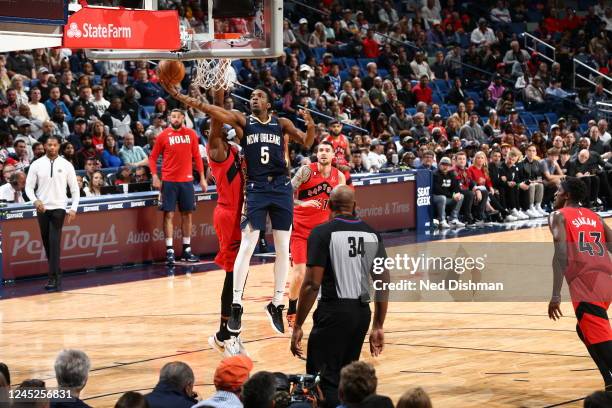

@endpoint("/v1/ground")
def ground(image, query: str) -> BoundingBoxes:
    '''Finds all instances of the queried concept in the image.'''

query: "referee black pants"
[306,300,371,408]
[37,209,66,279]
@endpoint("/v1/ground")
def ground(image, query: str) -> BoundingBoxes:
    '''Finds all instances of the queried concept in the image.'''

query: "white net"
[191,58,234,91]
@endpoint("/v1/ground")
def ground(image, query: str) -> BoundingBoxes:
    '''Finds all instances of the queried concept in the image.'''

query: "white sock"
[165,238,173,248]
[183,236,190,245]
[232,224,260,305]
[272,229,291,306]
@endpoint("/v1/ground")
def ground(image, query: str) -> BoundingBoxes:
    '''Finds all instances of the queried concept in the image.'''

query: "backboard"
[0,0,68,52]
[82,0,283,61]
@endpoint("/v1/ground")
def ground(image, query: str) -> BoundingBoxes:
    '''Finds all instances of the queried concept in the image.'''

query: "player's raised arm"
[279,109,315,148]
[208,89,229,163]
[160,79,246,131]
[548,210,567,320]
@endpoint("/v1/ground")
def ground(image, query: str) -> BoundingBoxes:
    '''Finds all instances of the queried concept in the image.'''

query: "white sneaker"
[223,336,249,357]
[235,336,249,357]
[535,204,548,216]
[432,218,440,227]
[440,220,450,229]
[526,208,539,218]
[505,214,518,222]
[450,218,465,227]
[516,210,529,220]
[208,334,225,355]
[511,208,520,217]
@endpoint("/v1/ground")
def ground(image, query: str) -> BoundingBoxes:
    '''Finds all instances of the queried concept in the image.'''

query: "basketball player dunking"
[287,141,345,328]
[161,81,315,335]
[206,90,247,356]
[548,177,612,391]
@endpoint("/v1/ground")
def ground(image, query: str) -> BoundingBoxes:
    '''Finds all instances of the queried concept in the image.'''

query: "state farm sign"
[63,7,181,50]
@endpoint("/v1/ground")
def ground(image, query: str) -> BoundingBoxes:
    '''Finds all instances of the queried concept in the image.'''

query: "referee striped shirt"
[307,214,386,301]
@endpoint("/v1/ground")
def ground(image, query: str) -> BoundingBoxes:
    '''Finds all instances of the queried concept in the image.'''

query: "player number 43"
[578,231,605,256]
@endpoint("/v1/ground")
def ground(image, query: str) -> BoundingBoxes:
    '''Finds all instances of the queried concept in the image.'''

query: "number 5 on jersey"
[261,146,269,164]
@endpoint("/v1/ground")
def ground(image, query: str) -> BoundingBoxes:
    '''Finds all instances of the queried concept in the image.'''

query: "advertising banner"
[1,178,417,280]
[63,7,181,50]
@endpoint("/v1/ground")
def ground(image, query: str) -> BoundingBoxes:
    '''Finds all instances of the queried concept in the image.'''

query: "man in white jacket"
[25,135,79,291]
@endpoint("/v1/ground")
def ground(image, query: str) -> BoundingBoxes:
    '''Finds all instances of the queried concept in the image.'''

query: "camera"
[273,373,321,408]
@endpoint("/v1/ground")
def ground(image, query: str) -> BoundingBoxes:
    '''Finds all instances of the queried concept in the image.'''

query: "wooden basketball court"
[1,220,610,407]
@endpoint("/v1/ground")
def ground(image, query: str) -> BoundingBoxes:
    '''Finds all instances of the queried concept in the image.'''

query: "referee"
[290,185,389,408]
[25,135,79,291]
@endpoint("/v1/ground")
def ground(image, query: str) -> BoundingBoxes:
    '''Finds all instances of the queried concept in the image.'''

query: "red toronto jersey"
[324,134,349,166]
[208,144,244,210]
[558,206,611,303]
[294,163,341,226]
[149,126,204,182]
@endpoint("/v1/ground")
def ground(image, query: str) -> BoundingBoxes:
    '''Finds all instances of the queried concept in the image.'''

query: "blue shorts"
[242,175,293,231]
[160,181,196,212]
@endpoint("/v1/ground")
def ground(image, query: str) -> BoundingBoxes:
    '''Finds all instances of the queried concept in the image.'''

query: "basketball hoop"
[192,57,234,91]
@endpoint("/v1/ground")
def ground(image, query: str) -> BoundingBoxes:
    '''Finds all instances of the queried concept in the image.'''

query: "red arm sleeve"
[191,129,204,174]
[149,132,165,176]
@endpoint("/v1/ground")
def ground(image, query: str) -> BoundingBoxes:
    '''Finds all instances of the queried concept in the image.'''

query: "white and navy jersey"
[241,114,287,181]
[307,215,387,301]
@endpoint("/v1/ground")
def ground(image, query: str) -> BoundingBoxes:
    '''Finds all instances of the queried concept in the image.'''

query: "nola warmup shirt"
[149,126,204,182]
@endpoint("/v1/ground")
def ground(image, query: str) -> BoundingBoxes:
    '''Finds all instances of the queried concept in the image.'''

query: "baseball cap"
[371,139,381,146]
[154,97,166,105]
[558,117,566,122]
[75,118,87,125]
[38,66,49,74]
[509,108,518,114]
[402,136,414,143]
[299,18,308,25]
[434,114,442,120]
[299,64,312,72]
[17,118,31,127]
[439,157,451,165]
[328,119,340,126]
[214,355,253,392]
[500,143,512,148]
[551,124,560,130]
[478,18,487,25]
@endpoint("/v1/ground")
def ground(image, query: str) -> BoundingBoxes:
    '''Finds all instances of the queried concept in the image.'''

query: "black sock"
[217,319,231,341]
[183,244,191,252]
[288,298,297,314]
[166,246,173,252]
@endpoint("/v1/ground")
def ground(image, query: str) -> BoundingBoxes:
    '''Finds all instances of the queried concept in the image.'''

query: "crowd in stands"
[0,351,437,408]
[2,351,610,407]
[1,0,611,226]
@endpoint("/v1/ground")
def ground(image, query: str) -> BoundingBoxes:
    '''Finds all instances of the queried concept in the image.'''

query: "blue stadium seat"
[465,91,481,103]
[340,69,351,83]
[444,104,457,114]
[515,101,525,111]
[532,114,546,124]
[407,108,417,116]
[432,92,443,105]
[440,106,451,118]
[377,68,388,78]
[93,75,102,85]
[520,112,537,127]
[545,112,558,125]
[509,23,526,35]
[433,79,449,93]
[232,60,243,72]
[343,58,358,69]
[357,58,376,72]
[139,106,151,127]
[313,47,326,62]
[331,57,345,69]
[579,123,589,134]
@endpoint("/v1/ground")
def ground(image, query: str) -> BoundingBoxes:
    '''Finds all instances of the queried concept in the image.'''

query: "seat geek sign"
[63,6,181,50]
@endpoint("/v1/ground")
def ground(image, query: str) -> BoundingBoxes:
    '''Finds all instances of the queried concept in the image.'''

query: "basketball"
[158,60,185,85]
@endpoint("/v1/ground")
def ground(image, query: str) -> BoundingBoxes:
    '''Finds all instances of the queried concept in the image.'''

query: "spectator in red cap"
[193,355,253,408]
